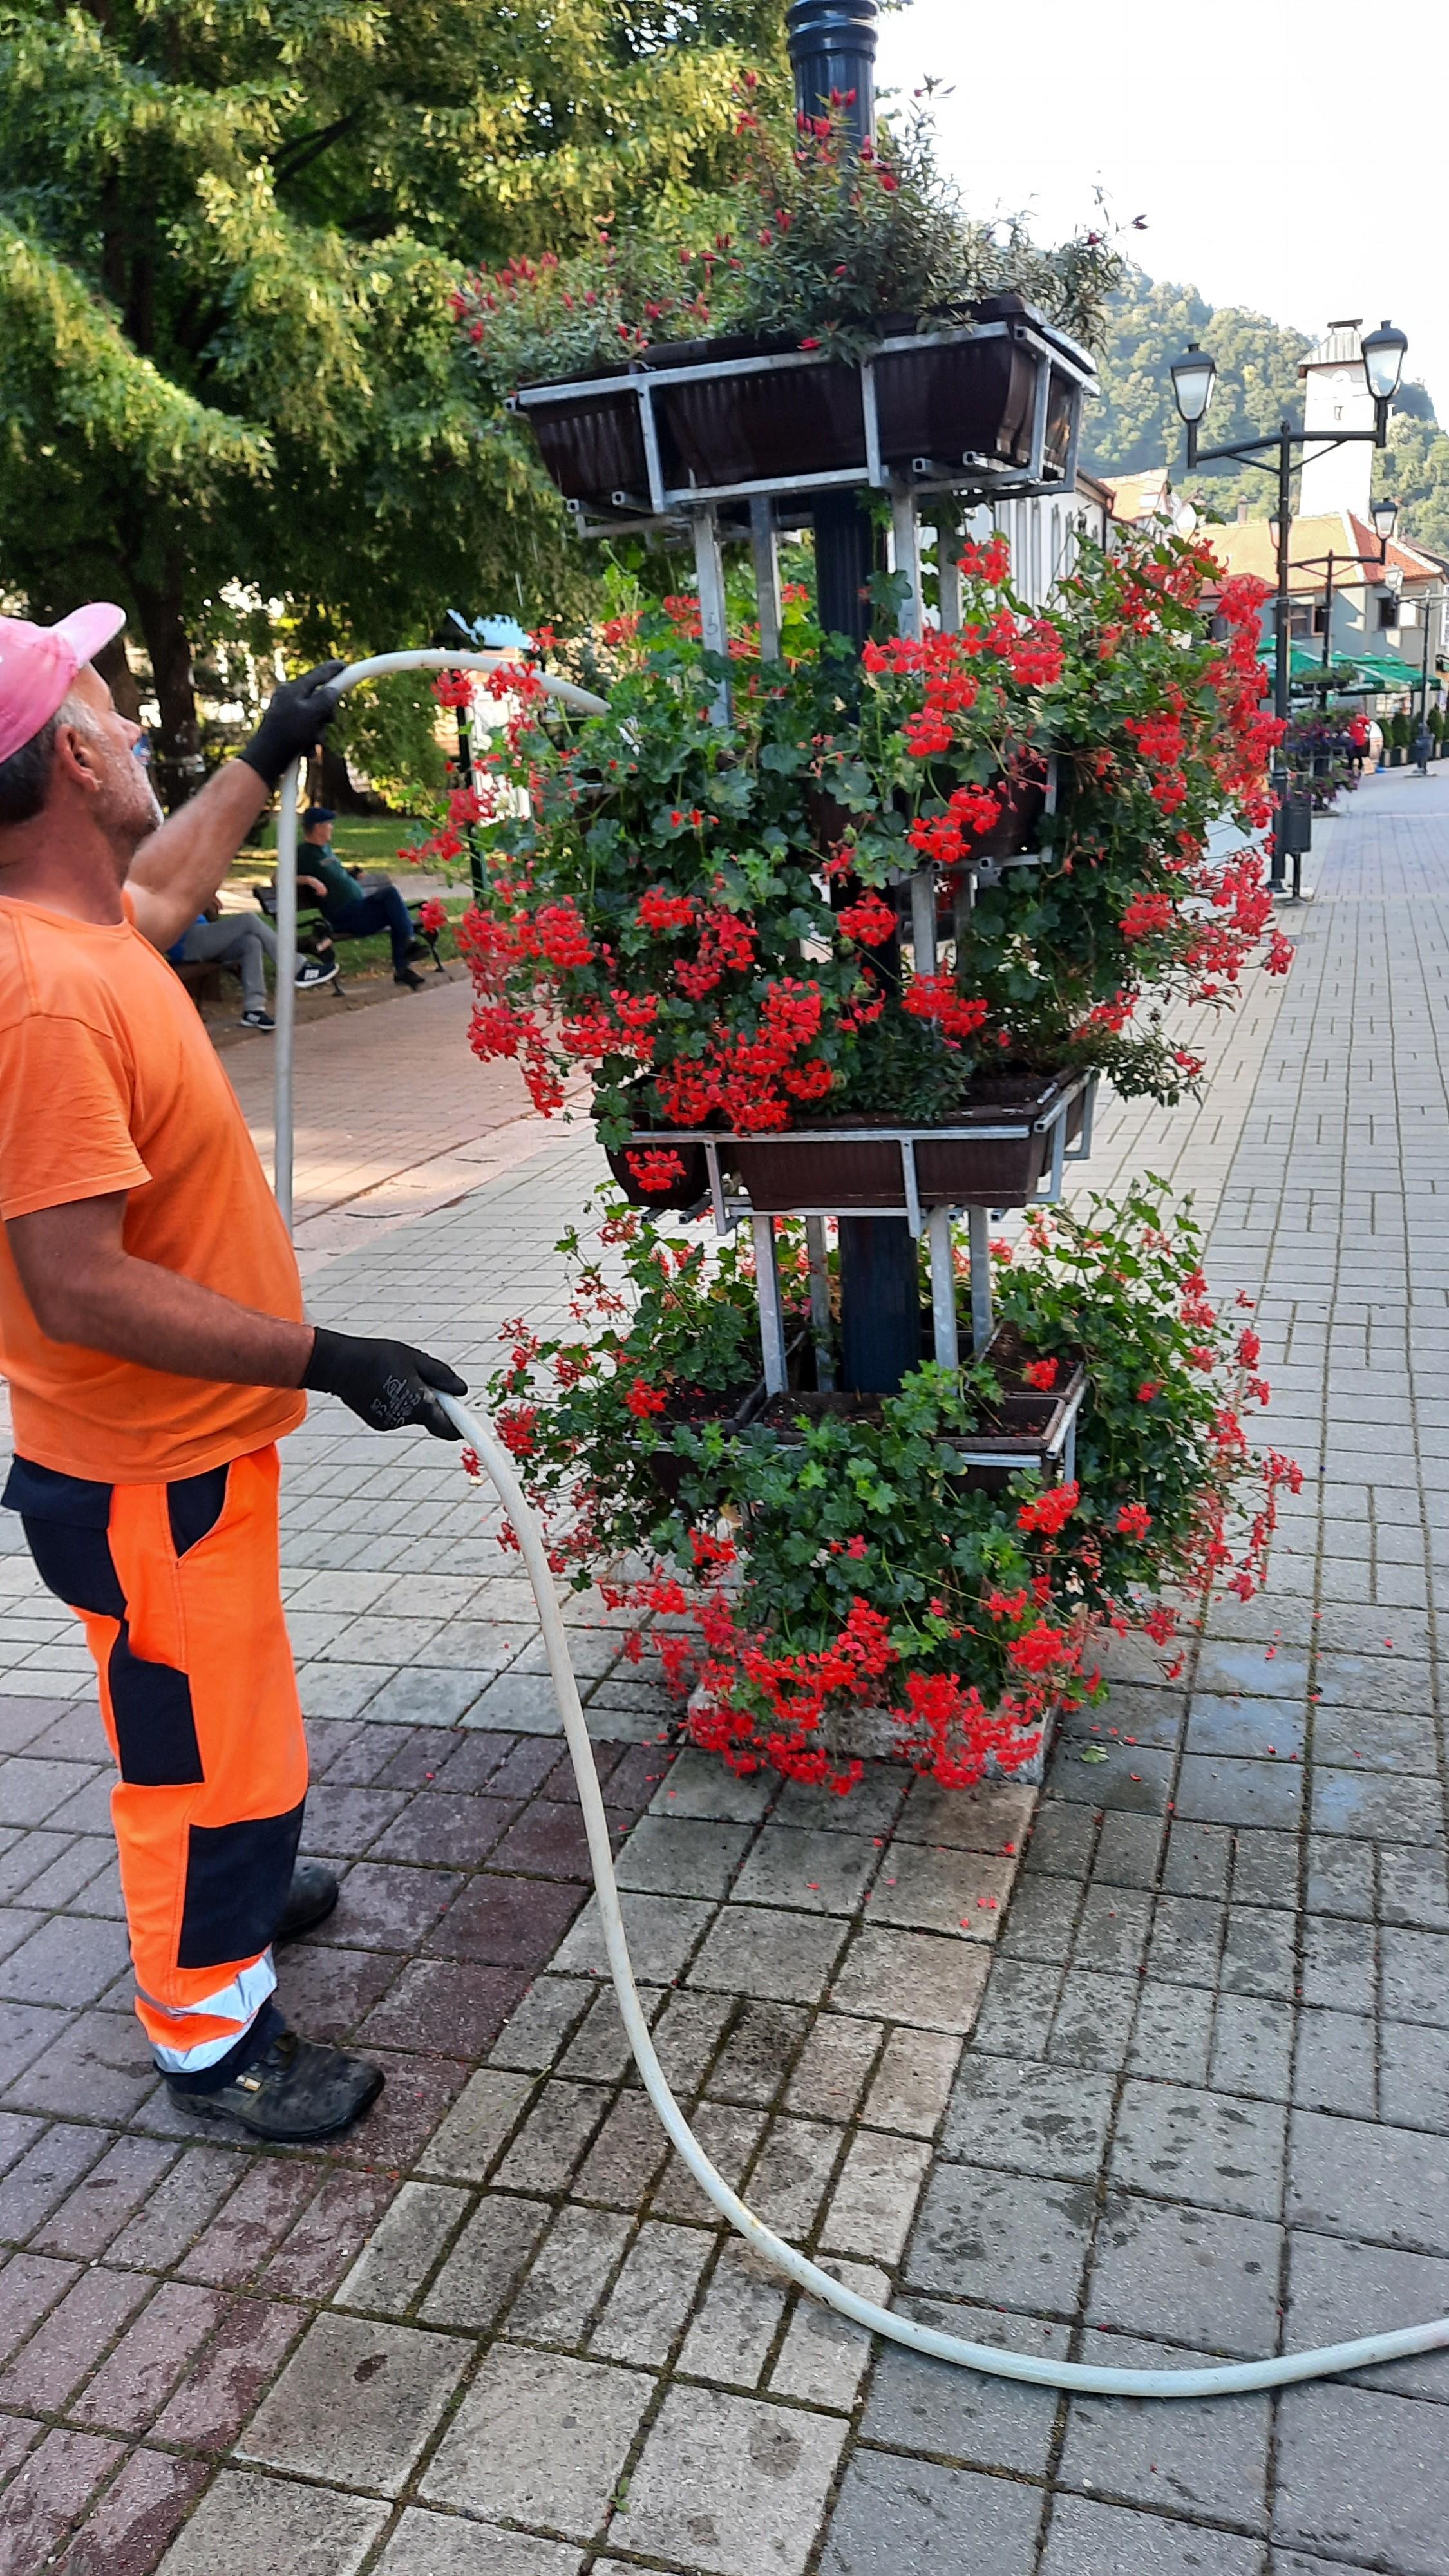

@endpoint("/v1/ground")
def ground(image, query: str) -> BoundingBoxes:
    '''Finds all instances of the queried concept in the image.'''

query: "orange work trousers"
[4,1444,307,2078]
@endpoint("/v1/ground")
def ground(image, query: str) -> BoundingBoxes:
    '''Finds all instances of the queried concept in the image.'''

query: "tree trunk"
[90,630,142,724]
[130,562,202,808]
[318,741,384,815]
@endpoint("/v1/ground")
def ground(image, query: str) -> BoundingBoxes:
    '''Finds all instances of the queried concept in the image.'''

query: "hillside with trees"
[1084,267,1446,554]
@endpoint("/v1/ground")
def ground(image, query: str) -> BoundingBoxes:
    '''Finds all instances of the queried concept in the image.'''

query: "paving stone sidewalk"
[0,766,1446,2573]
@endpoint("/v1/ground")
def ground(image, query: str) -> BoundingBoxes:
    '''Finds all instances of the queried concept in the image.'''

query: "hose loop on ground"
[442,1390,1449,2400]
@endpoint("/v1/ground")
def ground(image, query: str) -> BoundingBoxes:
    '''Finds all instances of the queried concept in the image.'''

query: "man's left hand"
[240,662,346,790]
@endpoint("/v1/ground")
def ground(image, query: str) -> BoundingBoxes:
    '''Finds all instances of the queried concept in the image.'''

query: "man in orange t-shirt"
[0,607,467,2141]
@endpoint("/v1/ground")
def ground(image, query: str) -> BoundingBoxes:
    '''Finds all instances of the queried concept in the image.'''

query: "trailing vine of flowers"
[450,90,1128,400]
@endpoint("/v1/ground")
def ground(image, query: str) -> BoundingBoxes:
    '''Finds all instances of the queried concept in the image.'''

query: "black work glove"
[240,661,346,790]
[302,1327,468,1439]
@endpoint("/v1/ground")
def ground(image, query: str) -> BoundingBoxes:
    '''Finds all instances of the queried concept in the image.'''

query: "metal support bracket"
[1064,1075,1097,1164]
[938,531,963,636]
[967,1204,994,1352]
[805,1215,835,1392]
[928,1208,959,1368]
[703,1139,730,1236]
[752,1214,790,1396]
[891,483,923,642]
[750,497,783,664]
[909,866,937,972]
[692,507,731,727]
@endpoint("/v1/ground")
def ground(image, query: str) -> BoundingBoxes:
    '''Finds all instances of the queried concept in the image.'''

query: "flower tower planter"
[435,0,1293,1804]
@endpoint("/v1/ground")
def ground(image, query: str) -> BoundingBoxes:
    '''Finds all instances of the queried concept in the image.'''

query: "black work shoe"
[275,1859,339,1944]
[175,2029,384,2141]
[394,965,426,991]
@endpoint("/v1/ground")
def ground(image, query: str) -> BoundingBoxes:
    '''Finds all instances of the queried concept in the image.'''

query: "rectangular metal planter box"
[726,1070,1086,1215]
[511,307,1095,518]
[685,1679,1060,1785]
[524,374,650,504]
[647,1378,769,1507]
[754,1352,1086,1494]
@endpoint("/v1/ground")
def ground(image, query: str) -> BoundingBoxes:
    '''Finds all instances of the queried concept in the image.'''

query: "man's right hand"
[301,1327,468,1438]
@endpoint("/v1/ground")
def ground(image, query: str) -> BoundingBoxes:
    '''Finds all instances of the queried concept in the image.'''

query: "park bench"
[170,956,229,1012]
[256,871,447,995]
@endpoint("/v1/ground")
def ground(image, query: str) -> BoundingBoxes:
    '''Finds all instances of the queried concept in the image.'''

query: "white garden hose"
[440,1383,1449,2400]
[272,650,609,1227]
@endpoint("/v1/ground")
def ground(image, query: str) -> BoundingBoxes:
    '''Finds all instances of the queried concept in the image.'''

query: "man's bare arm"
[8,1195,312,1386]
[127,662,345,955]
[6,1194,468,1438]
[125,767,272,957]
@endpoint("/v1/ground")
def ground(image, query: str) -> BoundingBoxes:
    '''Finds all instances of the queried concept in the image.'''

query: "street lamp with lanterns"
[1372,493,1402,549]
[1284,497,1399,691]
[1168,319,1409,887]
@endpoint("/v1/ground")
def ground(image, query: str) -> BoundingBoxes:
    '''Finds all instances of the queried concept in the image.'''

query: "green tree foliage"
[0,0,784,790]
[1374,411,1449,558]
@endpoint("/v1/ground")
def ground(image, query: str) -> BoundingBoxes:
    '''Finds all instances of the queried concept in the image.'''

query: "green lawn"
[232,814,431,884]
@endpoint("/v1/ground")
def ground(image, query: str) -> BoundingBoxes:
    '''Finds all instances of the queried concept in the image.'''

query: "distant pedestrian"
[297,807,428,990]
[1347,713,1368,778]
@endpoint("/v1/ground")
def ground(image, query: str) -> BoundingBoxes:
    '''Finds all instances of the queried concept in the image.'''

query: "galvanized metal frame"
[927,1207,958,1368]
[804,1215,835,1392]
[639,1075,1090,1247]
[946,1370,1086,1475]
[752,1214,790,1394]
[516,317,1095,531]
[967,1206,993,1350]
[750,498,783,663]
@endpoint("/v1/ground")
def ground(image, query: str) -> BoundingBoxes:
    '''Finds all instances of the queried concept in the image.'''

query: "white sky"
[876,0,1449,426]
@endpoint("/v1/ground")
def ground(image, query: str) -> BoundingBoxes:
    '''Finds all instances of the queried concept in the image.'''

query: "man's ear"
[52,719,104,797]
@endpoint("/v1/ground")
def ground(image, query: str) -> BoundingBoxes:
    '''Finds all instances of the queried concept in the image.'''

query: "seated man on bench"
[298,807,429,991]
[171,902,336,1030]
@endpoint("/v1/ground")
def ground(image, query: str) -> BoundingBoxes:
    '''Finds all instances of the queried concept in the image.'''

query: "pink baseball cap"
[0,604,128,768]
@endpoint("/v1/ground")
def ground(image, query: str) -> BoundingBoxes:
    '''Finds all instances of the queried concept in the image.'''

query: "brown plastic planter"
[603,1134,710,1213]
[519,378,650,504]
[649,332,866,488]
[754,1329,1085,1495]
[647,1377,770,1507]
[875,332,1039,473]
[515,301,1092,512]
[603,1090,710,1211]
[649,323,1062,492]
[728,1069,1081,1213]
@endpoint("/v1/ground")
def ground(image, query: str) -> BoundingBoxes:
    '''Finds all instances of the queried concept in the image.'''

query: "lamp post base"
[838,1217,923,1392]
